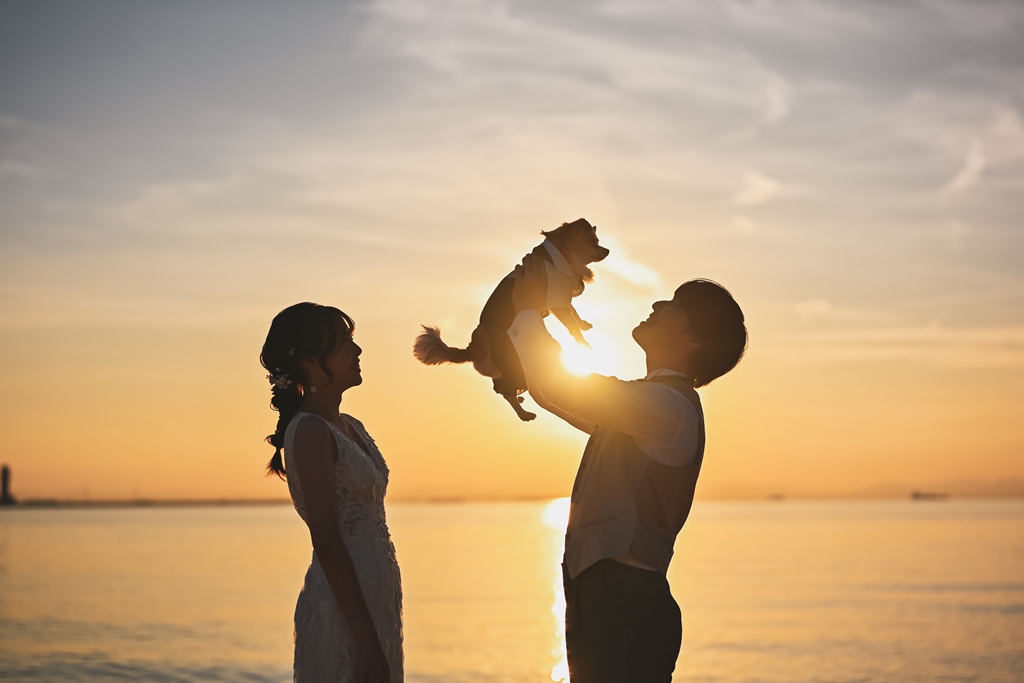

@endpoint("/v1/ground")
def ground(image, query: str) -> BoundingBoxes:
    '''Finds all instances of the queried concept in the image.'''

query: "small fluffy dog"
[413,218,610,421]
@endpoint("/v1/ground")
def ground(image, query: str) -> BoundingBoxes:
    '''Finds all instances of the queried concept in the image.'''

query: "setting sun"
[544,317,623,377]
[560,342,597,377]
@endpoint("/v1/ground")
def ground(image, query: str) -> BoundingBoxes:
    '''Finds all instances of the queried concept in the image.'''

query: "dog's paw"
[578,320,593,331]
[505,394,537,421]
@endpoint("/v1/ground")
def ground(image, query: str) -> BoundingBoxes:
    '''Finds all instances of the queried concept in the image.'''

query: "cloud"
[760,74,791,125]
[792,298,832,323]
[363,0,795,135]
[937,109,1024,197]
[596,235,663,291]
[941,140,986,197]
[944,219,972,253]
[2,0,1023,333]
[732,171,787,206]
[894,94,1024,198]
[0,116,46,133]
[0,160,41,179]
[762,323,1024,369]
[730,216,760,234]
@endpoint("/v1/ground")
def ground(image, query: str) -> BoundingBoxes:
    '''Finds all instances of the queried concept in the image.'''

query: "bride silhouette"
[262,303,402,683]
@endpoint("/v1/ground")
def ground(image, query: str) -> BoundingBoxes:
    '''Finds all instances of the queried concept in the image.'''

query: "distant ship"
[911,490,949,501]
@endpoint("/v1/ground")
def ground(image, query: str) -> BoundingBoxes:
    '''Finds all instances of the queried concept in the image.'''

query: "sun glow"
[542,497,571,529]
[560,342,596,376]
[544,318,620,377]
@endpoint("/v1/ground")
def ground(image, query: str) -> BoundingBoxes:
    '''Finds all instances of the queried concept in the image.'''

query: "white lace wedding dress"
[283,411,403,682]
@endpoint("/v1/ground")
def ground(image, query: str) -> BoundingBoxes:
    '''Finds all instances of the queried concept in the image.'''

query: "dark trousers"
[563,559,682,683]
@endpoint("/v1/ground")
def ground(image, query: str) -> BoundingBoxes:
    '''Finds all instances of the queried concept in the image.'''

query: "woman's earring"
[308,385,318,394]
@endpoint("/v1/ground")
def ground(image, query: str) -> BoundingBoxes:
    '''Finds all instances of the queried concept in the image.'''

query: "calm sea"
[1,499,1022,683]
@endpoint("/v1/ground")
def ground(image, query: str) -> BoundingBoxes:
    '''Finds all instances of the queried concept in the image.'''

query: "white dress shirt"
[539,238,583,309]
[508,310,700,467]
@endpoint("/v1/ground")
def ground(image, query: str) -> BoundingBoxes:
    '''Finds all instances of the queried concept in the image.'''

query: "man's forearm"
[508,310,566,399]
[528,376,595,433]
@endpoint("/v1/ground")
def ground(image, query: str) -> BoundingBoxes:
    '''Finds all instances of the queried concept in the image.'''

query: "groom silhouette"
[509,251,747,682]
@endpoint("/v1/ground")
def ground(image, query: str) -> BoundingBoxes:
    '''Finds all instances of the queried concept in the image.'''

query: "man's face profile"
[632,296,699,354]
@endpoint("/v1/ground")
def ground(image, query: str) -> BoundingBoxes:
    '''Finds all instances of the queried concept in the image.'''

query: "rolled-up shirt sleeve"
[507,310,560,370]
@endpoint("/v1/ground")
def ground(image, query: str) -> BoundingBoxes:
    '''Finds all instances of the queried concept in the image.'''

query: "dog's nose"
[596,247,610,261]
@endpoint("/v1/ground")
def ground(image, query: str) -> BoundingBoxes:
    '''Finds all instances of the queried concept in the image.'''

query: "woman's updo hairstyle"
[260,302,355,479]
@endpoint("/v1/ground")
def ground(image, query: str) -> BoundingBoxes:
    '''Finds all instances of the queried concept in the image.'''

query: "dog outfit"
[479,238,583,399]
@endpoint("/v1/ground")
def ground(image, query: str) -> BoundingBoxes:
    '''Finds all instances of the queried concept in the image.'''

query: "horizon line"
[3,492,1024,509]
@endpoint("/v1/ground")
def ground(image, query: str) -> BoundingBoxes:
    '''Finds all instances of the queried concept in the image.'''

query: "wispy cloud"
[364,0,795,135]
[0,160,41,179]
[733,171,781,206]
[595,235,663,292]
[792,298,832,323]
[894,93,1024,199]
[3,0,1020,331]
[730,215,760,234]
[763,323,1024,368]
[944,219,972,253]
[941,140,986,197]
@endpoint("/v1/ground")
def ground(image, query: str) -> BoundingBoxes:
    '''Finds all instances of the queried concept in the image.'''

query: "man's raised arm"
[508,254,680,442]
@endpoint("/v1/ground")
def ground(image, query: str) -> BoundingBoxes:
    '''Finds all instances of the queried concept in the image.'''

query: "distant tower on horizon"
[1,464,15,505]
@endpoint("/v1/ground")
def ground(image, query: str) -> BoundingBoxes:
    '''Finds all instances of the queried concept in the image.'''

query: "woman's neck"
[299,392,343,422]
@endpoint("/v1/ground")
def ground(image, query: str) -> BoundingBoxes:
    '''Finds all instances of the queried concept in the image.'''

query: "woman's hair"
[674,279,747,388]
[259,303,355,479]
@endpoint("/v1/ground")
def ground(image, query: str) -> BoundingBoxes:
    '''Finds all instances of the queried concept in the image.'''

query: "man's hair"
[675,279,747,388]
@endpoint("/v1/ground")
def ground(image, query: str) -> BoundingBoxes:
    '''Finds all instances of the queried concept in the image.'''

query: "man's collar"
[644,368,687,381]
[542,239,575,278]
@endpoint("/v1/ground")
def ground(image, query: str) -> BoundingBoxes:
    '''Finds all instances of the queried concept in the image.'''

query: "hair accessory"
[268,369,293,391]
[288,348,296,357]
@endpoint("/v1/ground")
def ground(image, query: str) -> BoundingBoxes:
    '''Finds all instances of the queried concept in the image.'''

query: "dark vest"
[563,376,706,579]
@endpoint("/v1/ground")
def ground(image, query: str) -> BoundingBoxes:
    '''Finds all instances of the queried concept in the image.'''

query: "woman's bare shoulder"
[292,413,336,449]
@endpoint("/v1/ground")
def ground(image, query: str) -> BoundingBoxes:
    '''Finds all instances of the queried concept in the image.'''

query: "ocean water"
[1,499,1022,683]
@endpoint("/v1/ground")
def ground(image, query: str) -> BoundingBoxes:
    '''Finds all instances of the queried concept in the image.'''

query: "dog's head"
[542,218,610,283]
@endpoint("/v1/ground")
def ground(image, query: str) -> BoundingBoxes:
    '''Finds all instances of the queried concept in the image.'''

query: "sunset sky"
[1,0,1022,501]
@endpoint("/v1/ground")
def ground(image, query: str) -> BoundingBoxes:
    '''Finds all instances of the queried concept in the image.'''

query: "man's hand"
[512,252,548,314]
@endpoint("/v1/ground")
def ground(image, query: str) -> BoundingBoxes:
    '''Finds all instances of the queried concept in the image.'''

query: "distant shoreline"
[6,498,293,509]
[2,493,1023,509]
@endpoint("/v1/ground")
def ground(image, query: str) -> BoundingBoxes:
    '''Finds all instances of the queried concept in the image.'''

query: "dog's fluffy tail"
[413,325,473,365]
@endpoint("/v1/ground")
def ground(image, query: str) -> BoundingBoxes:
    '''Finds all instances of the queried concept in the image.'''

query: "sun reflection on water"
[541,497,571,530]
[543,497,572,682]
